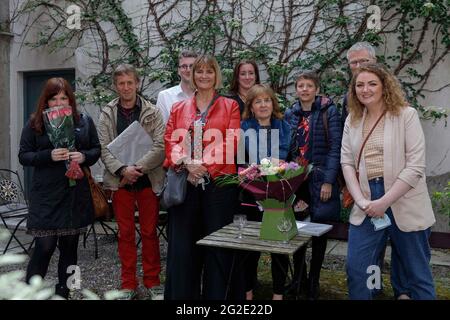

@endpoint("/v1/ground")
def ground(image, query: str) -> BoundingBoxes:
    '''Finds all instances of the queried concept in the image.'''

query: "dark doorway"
[23,70,76,197]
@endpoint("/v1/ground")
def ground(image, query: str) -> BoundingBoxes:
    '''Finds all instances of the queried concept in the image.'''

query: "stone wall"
[0,0,11,170]
[427,173,450,233]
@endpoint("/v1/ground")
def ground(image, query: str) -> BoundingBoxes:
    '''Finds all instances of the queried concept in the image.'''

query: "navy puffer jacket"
[284,96,342,222]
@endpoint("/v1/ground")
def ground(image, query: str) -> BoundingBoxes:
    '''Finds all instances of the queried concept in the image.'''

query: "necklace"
[238,92,247,103]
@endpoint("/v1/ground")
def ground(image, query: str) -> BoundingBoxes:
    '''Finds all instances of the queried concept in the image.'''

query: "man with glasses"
[156,50,198,124]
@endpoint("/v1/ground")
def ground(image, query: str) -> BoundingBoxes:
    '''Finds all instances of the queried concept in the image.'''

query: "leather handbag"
[321,108,354,209]
[83,167,111,219]
[322,108,385,208]
[159,167,188,210]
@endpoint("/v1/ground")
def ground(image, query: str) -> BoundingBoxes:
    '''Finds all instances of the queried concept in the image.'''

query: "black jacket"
[284,96,342,222]
[18,113,101,231]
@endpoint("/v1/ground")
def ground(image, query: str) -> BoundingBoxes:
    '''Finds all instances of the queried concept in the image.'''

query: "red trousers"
[113,188,161,290]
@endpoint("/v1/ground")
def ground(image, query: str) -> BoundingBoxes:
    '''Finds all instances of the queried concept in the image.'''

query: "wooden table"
[197,220,312,255]
[197,221,314,299]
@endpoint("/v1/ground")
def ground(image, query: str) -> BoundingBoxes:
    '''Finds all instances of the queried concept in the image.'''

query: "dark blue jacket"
[284,96,342,222]
[240,117,293,164]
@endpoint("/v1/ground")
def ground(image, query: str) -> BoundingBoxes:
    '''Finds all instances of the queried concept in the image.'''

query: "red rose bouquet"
[43,106,84,186]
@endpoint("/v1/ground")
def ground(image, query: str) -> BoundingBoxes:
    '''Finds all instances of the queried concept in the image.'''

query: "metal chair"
[0,169,34,254]
[156,210,168,242]
[83,217,118,259]
[136,210,168,247]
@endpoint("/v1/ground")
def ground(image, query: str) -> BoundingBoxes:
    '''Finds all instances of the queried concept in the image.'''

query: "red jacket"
[164,94,240,179]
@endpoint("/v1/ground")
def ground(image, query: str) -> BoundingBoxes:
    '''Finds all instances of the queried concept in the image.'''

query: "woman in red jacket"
[164,54,242,300]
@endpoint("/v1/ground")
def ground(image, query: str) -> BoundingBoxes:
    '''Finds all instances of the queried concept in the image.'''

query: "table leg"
[294,246,307,300]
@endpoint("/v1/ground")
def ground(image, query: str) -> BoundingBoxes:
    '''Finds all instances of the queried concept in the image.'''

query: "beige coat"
[97,96,166,193]
[341,107,435,232]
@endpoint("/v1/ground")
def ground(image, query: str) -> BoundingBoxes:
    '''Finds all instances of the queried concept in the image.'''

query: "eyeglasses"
[254,98,272,105]
[179,64,193,70]
[349,59,371,67]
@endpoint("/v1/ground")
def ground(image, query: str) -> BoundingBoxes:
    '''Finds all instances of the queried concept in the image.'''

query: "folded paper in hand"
[371,215,392,231]
[107,121,153,165]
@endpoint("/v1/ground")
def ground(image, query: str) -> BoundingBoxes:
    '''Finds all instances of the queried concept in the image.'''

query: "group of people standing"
[19,42,436,300]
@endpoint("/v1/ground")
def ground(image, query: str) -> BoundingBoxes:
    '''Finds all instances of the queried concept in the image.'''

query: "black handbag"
[160,167,188,210]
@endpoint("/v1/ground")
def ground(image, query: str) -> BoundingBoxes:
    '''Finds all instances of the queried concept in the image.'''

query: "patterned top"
[190,110,204,161]
[296,110,312,164]
[363,116,385,180]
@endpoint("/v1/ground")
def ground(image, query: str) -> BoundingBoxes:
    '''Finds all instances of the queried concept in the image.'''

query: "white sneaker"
[147,285,164,300]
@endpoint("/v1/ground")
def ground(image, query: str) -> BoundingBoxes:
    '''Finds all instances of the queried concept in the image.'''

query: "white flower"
[260,158,271,167]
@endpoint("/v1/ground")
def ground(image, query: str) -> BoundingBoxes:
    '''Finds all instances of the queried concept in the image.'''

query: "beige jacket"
[341,107,435,232]
[98,95,166,193]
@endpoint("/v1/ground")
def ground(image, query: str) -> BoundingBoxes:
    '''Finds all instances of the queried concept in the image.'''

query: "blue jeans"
[346,178,436,300]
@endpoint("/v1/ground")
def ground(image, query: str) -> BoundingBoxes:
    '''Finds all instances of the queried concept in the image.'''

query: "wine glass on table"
[277,217,293,244]
[233,214,247,239]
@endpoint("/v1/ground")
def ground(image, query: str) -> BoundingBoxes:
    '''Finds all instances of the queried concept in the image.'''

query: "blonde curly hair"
[348,64,408,125]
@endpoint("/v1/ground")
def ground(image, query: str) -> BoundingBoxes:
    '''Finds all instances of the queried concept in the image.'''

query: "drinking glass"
[233,214,247,239]
[277,217,293,244]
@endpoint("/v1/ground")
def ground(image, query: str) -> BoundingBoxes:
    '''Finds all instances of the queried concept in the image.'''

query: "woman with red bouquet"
[18,78,100,299]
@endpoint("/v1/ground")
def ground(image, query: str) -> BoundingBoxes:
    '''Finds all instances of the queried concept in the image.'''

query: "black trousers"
[26,234,80,299]
[245,251,290,294]
[164,182,244,300]
[240,190,290,295]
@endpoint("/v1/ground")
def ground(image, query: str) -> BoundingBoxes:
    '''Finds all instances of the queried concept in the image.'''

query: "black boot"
[55,284,70,299]
[307,235,327,300]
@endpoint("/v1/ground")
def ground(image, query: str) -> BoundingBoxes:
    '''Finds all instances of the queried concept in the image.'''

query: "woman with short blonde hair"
[190,55,223,90]
[164,54,242,300]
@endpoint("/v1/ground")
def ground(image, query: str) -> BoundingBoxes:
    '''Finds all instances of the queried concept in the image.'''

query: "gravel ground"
[0,233,168,300]
[1,234,448,300]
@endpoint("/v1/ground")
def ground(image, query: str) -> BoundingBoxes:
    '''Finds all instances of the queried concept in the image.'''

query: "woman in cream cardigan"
[341,63,436,300]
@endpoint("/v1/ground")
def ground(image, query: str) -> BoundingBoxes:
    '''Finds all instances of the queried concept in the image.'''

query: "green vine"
[12,0,449,124]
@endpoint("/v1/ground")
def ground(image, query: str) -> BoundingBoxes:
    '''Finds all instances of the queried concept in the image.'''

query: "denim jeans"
[346,178,436,300]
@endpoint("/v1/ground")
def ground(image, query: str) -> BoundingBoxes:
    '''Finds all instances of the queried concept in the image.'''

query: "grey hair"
[346,42,376,60]
[113,64,140,84]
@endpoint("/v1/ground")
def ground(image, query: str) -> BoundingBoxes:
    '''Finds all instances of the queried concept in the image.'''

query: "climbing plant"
[10,0,449,121]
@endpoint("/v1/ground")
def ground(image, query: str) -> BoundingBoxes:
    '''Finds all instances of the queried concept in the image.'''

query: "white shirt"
[156,84,192,124]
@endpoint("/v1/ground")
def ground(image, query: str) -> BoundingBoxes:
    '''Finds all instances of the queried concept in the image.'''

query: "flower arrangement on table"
[43,106,84,186]
[217,158,311,241]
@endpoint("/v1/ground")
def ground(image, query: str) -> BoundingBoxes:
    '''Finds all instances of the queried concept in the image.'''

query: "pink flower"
[287,162,299,171]
[62,107,72,116]
[49,110,59,120]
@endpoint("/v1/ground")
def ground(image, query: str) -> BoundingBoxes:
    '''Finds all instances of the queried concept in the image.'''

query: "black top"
[116,97,151,191]
[226,94,245,115]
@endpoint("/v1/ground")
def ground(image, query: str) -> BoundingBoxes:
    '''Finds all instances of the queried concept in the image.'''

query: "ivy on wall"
[10,0,449,122]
